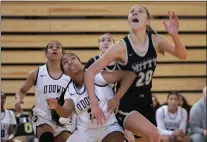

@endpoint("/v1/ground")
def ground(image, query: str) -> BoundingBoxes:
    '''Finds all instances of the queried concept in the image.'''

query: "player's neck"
[72,71,84,87]
[47,60,62,72]
[130,28,147,47]
[168,107,177,114]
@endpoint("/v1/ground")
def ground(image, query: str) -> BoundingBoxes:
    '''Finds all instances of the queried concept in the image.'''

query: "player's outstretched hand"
[91,104,106,125]
[47,98,58,110]
[163,11,179,36]
[107,96,120,113]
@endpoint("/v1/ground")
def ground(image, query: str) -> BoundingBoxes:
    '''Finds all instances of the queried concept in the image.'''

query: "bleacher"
[1,1,206,110]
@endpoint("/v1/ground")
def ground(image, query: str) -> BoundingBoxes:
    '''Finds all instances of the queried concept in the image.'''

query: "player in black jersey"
[84,33,121,71]
[85,5,186,142]
[84,33,121,94]
[13,113,35,142]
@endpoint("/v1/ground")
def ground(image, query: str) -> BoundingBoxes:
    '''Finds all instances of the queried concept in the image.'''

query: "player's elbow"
[177,49,187,60]
[60,111,72,118]
[178,54,187,60]
[66,108,73,118]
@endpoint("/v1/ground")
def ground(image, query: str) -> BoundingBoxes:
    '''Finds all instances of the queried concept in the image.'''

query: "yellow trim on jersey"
[156,45,165,56]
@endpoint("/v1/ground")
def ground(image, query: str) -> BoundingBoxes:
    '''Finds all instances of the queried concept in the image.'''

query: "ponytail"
[146,25,157,35]
[51,80,71,127]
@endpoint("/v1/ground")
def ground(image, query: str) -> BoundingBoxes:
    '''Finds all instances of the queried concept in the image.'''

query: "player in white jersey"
[156,92,189,142]
[47,53,136,142]
[15,41,74,142]
[1,92,17,142]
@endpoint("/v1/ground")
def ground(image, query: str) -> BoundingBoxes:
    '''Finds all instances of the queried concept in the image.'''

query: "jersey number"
[136,70,153,87]
[1,130,5,137]
[24,123,33,133]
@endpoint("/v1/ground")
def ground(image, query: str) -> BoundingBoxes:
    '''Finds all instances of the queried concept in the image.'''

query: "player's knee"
[103,131,125,142]
[160,136,171,142]
[148,127,160,141]
[39,132,54,142]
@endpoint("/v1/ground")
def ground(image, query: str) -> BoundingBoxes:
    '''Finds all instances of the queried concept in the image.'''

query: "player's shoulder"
[178,106,187,114]
[157,105,167,113]
[62,74,71,81]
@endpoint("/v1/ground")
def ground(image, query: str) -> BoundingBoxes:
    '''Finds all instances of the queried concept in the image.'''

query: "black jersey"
[14,123,34,137]
[84,55,121,71]
[119,32,157,112]
[14,114,34,137]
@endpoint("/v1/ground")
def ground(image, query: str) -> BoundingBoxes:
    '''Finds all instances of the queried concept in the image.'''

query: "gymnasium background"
[1,1,206,112]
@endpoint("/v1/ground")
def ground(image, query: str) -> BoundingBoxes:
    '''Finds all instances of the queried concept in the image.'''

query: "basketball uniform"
[84,54,121,71]
[156,105,187,135]
[116,32,158,127]
[65,72,123,142]
[1,109,17,141]
[32,64,76,137]
[14,113,34,137]
[84,54,121,92]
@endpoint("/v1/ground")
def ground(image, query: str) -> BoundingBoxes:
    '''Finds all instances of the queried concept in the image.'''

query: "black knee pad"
[39,132,54,142]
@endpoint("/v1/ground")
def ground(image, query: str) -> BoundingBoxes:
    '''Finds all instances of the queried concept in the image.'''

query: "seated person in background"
[156,92,188,142]
[178,94,191,118]
[1,92,17,142]
[152,94,161,112]
[189,86,206,142]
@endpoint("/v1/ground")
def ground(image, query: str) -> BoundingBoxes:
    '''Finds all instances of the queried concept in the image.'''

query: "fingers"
[162,20,168,30]
[107,101,115,112]
[95,110,106,125]
[115,107,119,114]
[15,103,23,113]
[100,110,106,122]
[173,12,179,22]
[168,11,173,21]
[173,11,179,28]
[91,106,106,126]
[91,113,102,125]
[47,98,57,109]
[96,114,102,125]
[47,98,57,104]
[15,99,24,113]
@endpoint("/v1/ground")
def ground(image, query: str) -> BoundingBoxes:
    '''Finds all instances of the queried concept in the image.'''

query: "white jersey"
[1,109,17,140]
[156,105,187,135]
[33,64,71,120]
[64,72,118,129]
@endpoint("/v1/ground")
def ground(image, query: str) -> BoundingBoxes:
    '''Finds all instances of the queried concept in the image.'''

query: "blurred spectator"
[1,92,17,142]
[152,94,161,112]
[156,92,188,142]
[13,112,35,142]
[178,94,191,117]
[189,86,206,142]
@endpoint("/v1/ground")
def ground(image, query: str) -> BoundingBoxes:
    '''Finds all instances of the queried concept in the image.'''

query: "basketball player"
[15,41,74,142]
[156,92,188,142]
[47,53,137,142]
[85,33,135,142]
[84,33,121,71]
[1,92,17,142]
[85,5,186,142]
